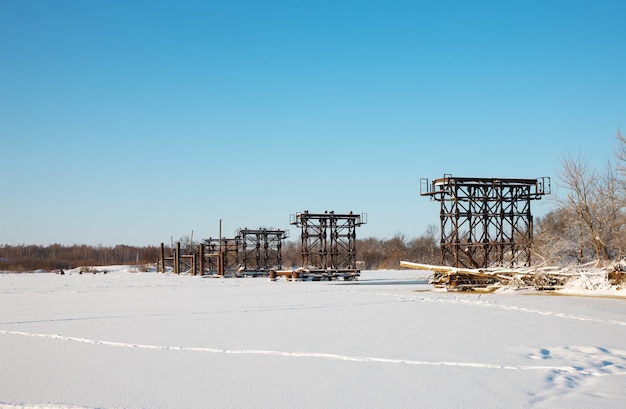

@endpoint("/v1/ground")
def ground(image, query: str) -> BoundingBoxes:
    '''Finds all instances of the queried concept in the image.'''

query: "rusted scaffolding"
[420,175,550,269]
[201,237,239,275]
[289,210,366,279]
[158,239,233,276]
[158,228,289,276]
[238,228,289,274]
[159,242,198,275]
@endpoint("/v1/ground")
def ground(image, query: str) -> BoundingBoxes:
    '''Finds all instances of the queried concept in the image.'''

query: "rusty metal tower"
[420,175,550,268]
[237,227,289,273]
[290,210,366,276]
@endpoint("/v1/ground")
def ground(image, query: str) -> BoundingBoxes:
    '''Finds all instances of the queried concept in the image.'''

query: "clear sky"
[1,0,625,246]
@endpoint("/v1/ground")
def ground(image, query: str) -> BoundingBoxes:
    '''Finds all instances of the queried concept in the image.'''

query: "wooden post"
[218,252,224,276]
[159,243,165,273]
[199,242,204,276]
[175,242,181,274]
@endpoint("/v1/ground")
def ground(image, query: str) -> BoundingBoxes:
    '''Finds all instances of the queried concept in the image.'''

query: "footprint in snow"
[526,345,626,405]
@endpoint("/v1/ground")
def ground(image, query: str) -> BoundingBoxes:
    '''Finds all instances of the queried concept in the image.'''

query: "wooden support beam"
[199,242,204,276]
[159,243,165,273]
[175,242,180,274]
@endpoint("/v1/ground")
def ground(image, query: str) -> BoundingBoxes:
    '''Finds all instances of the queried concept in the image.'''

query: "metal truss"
[158,242,198,275]
[202,237,240,274]
[290,210,367,272]
[237,228,289,272]
[421,175,550,268]
[160,228,289,276]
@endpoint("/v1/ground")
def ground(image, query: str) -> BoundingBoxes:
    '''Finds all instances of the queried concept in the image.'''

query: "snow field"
[1,269,625,408]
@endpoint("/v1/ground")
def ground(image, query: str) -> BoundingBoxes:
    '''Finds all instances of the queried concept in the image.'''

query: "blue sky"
[1,0,625,246]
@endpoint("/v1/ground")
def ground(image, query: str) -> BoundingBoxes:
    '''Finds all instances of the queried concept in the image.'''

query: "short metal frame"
[238,228,289,273]
[290,210,366,273]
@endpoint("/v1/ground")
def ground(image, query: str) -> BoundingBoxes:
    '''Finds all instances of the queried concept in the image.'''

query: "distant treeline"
[281,233,440,270]
[0,244,161,272]
[1,232,440,272]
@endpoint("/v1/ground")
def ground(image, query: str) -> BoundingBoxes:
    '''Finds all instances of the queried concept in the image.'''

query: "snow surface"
[1,267,625,409]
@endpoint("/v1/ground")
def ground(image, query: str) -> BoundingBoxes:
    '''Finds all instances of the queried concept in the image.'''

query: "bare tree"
[558,153,612,263]
[613,130,626,168]
[611,129,626,256]
[407,225,440,265]
[534,207,584,265]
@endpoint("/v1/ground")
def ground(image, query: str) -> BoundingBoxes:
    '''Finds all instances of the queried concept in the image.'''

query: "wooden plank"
[400,261,483,275]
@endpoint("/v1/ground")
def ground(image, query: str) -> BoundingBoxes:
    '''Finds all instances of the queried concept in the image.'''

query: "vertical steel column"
[329,212,337,269]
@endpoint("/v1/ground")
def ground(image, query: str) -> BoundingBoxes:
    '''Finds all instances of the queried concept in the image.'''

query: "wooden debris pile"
[607,263,626,288]
[399,260,607,292]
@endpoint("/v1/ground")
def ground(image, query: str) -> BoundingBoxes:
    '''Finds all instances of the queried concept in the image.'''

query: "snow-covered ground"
[1,267,625,409]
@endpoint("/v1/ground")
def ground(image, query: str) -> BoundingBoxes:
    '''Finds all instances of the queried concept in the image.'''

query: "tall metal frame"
[421,175,550,268]
[238,228,289,272]
[202,237,240,273]
[290,210,366,271]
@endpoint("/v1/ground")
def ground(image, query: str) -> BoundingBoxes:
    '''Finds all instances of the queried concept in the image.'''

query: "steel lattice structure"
[238,228,289,272]
[421,175,550,268]
[290,210,366,272]
[202,237,240,273]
